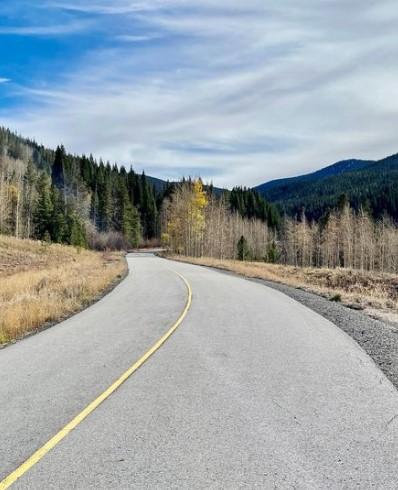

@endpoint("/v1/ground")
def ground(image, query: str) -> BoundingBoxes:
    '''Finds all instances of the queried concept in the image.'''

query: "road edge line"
[0,270,192,490]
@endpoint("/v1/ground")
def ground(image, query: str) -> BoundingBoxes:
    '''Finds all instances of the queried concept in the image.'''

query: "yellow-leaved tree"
[162,179,208,256]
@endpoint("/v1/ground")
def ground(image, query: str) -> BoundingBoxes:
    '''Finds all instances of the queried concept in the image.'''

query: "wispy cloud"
[43,1,163,15]
[3,0,398,187]
[0,20,92,36]
[0,78,10,83]
[117,34,161,43]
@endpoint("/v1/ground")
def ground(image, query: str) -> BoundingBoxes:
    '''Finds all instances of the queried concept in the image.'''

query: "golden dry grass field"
[0,235,127,344]
[170,255,398,324]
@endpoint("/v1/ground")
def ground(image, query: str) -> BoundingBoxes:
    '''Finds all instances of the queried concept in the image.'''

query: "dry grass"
[169,255,398,324]
[0,235,127,344]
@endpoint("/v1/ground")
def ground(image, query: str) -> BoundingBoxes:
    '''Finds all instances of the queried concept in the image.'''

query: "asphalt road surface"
[1,253,398,489]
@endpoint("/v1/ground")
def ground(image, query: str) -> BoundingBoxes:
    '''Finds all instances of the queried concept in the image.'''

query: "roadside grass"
[0,235,127,344]
[168,255,398,324]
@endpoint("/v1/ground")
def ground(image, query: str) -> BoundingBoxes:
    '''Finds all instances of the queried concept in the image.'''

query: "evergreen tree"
[139,172,158,239]
[121,197,141,247]
[51,145,66,189]
[229,187,280,228]
[237,235,250,261]
[110,178,140,246]
[51,187,67,243]
[98,178,112,232]
[67,213,87,248]
[34,173,53,240]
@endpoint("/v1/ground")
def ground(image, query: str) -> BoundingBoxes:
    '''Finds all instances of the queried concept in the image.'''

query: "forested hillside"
[0,127,159,248]
[0,127,280,249]
[255,154,398,221]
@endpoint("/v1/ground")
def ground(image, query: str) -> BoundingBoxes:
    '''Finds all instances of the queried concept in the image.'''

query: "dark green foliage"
[139,172,158,239]
[32,174,87,247]
[33,174,53,240]
[237,235,250,261]
[51,187,68,243]
[228,187,280,228]
[114,179,141,247]
[256,153,398,222]
[0,127,161,248]
[97,175,112,232]
[121,197,141,248]
[51,145,66,189]
[67,213,87,248]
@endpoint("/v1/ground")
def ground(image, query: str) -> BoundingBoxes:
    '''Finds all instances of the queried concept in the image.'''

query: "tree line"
[227,187,280,228]
[0,128,158,249]
[3,125,398,271]
[162,180,398,274]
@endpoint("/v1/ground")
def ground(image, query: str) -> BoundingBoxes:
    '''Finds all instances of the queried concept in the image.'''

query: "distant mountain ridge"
[146,175,224,196]
[145,175,168,193]
[254,153,398,221]
[256,159,373,194]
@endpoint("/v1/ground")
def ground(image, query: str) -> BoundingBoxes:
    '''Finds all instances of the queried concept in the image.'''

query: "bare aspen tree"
[162,181,398,275]
[340,204,354,269]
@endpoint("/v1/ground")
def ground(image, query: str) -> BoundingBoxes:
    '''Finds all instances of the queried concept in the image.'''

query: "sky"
[1,1,398,188]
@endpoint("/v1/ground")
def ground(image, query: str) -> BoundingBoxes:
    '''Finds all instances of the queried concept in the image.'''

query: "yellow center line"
[0,270,192,490]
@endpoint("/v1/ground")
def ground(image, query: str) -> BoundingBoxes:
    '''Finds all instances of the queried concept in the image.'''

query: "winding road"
[1,253,398,489]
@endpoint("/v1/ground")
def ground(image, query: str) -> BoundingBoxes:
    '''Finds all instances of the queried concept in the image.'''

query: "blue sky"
[1,1,398,187]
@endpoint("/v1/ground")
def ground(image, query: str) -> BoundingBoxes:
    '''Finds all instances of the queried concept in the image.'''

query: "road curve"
[1,253,398,489]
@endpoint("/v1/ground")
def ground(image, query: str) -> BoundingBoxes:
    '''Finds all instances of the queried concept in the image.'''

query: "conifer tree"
[237,235,250,261]
[51,187,67,243]
[34,173,53,240]
[67,213,87,248]
[121,197,141,247]
[98,178,112,232]
[51,145,66,189]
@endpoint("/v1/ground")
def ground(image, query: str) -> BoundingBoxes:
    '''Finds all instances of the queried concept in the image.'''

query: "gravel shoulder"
[167,258,398,391]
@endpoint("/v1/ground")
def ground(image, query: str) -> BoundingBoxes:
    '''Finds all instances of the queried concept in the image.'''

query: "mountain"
[145,175,168,192]
[256,159,372,194]
[254,154,398,221]
[146,175,224,196]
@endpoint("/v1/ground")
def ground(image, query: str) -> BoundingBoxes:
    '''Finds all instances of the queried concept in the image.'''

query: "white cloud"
[43,0,170,15]
[0,78,10,83]
[0,20,92,36]
[117,34,161,42]
[4,0,398,187]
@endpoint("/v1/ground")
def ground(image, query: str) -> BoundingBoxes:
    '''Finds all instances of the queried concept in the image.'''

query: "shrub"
[237,235,250,261]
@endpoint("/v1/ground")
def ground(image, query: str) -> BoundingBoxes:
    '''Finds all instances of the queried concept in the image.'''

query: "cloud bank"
[2,0,398,187]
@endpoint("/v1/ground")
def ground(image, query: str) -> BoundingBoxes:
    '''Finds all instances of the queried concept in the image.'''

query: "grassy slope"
[169,256,398,324]
[0,235,127,344]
